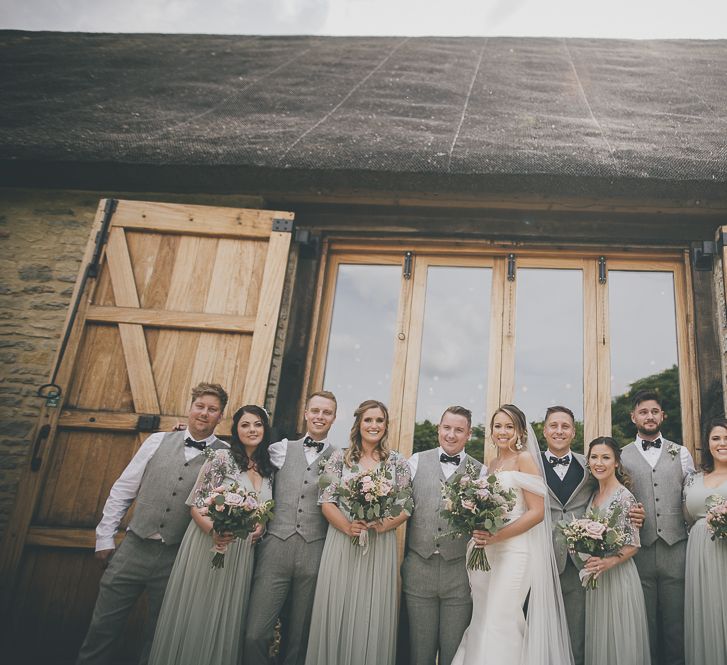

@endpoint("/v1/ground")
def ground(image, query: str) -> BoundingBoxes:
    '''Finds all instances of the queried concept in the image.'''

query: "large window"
[305,244,699,459]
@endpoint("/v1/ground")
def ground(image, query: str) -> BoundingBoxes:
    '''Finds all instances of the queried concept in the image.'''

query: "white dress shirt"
[95,431,224,551]
[545,451,573,480]
[634,434,695,478]
[268,434,332,470]
[408,447,471,481]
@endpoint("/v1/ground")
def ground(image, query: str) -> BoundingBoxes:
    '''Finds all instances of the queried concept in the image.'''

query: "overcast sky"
[2,0,726,38]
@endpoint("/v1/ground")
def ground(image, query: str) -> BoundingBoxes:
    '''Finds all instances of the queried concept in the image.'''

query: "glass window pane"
[514,269,584,451]
[413,266,492,461]
[323,264,400,447]
[609,271,681,445]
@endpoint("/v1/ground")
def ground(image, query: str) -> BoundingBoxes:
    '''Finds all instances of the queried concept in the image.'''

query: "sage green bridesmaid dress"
[304,448,412,665]
[683,472,727,665]
[584,485,651,665]
[148,449,273,665]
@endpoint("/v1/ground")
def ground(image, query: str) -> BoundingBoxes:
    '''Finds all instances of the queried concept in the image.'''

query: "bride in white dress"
[452,404,573,665]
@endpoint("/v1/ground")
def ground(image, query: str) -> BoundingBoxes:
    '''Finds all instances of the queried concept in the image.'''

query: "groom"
[243,390,338,665]
[402,405,483,665]
[541,406,595,665]
[543,405,645,665]
[620,389,694,665]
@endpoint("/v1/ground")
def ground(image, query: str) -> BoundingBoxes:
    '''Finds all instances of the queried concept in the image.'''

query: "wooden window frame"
[302,239,701,458]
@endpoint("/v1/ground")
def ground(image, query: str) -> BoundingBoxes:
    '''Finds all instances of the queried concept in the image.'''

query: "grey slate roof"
[1,31,726,190]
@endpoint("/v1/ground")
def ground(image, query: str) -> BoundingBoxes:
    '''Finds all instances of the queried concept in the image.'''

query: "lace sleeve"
[319,448,344,504]
[682,472,699,525]
[390,451,413,515]
[186,450,232,508]
[614,488,640,548]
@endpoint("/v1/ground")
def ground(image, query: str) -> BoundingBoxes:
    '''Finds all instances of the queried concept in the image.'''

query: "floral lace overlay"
[683,470,700,493]
[593,485,640,549]
[318,448,413,517]
[187,449,242,508]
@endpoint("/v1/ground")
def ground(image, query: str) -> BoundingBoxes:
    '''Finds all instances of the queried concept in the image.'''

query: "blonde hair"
[345,399,391,467]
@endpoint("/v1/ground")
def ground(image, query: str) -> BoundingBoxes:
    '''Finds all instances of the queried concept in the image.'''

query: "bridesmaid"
[304,399,412,665]
[683,417,727,665]
[583,437,651,665]
[148,405,275,665]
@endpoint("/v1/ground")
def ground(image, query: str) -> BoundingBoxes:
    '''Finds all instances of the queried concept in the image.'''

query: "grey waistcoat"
[621,440,687,547]
[407,448,482,561]
[267,439,335,543]
[546,452,597,575]
[129,431,225,546]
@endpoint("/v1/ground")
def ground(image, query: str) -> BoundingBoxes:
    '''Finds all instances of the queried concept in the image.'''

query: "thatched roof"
[1,31,726,198]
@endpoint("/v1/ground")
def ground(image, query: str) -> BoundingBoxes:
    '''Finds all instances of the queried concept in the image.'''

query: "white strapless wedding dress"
[452,470,569,665]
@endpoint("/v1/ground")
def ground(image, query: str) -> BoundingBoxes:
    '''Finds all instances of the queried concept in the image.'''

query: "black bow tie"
[185,437,207,452]
[549,455,570,467]
[641,438,662,451]
[440,453,461,465]
[304,436,324,453]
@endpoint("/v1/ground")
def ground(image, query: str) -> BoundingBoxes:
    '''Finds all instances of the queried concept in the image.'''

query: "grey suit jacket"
[546,452,597,574]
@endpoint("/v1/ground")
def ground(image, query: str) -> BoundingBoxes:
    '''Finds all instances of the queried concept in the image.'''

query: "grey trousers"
[76,532,179,665]
[634,538,686,665]
[243,533,325,665]
[560,556,586,665]
[401,551,473,665]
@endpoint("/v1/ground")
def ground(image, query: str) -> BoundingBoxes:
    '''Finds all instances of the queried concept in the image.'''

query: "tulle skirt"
[685,519,727,665]
[304,525,399,665]
[585,558,650,665]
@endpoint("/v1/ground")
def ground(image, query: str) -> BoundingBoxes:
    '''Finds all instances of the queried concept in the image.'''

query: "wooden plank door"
[0,199,294,664]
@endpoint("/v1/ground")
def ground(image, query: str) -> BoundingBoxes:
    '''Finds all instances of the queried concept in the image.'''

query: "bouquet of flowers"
[705,494,727,541]
[333,465,413,547]
[200,482,275,569]
[557,507,625,589]
[440,465,518,571]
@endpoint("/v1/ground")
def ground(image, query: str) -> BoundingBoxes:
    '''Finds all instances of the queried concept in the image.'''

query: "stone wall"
[0,189,98,539]
[0,187,295,540]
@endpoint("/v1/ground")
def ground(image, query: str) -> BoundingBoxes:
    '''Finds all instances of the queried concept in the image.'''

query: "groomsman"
[541,405,595,665]
[402,406,483,665]
[243,391,338,665]
[76,382,229,665]
[620,389,694,665]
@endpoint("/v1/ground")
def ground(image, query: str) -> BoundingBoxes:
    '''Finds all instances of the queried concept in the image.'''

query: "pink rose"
[212,486,226,494]
[584,520,606,539]
[225,493,244,506]
[204,496,214,506]
[461,499,476,512]
[244,496,259,510]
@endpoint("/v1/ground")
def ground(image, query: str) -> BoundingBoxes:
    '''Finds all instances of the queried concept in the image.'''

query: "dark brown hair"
[229,405,275,478]
[701,417,727,473]
[544,405,575,424]
[631,389,663,411]
[588,436,631,488]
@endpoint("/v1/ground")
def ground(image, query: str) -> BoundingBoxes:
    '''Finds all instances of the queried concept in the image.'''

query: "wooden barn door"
[0,199,294,664]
